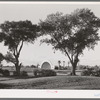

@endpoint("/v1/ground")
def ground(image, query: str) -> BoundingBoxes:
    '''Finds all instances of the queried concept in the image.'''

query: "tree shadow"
[0,83,12,89]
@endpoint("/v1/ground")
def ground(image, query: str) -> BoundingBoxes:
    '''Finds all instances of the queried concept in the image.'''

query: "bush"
[81,69,91,76]
[33,69,56,77]
[13,71,18,76]
[33,69,41,76]
[13,71,28,77]
[62,67,67,70]
[55,66,59,70]
[0,69,3,73]
[20,71,28,77]
[41,69,57,76]
[2,70,10,76]
[81,68,100,77]
[91,70,100,77]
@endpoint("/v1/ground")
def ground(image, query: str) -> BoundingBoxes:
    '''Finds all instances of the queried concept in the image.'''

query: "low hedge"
[13,71,28,76]
[33,68,57,77]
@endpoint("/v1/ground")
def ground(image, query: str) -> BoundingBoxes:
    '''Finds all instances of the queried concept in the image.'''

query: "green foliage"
[33,68,56,77]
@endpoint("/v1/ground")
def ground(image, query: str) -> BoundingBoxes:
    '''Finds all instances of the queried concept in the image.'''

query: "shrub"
[55,66,59,70]
[13,71,28,77]
[33,68,41,76]
[91,70,100,77]
[2,70,10,76]
[13,71,18,76]
[20,71,28,77]
[81,69,91,76]
[62,67,67,70]
[81,68,100,77]
[33,69,56,77]
[41,69,56,76]
[0,69,3,73]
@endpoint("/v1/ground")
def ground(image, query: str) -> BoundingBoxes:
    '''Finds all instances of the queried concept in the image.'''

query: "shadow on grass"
[7,75,38,79]
[0,83,12,89]
[0,74,57,81]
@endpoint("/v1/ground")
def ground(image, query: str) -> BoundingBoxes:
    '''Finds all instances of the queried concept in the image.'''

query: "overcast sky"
[0,2,100,66]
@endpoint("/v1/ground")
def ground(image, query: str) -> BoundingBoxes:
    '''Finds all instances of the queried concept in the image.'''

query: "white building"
[39,60,55,69]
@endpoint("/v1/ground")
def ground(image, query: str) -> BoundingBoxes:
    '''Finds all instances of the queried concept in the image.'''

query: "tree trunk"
[15,65,20,76]
[70,56,79,76]
[13,41,23,76]
[71,64,77,75]
[15,56,20,76]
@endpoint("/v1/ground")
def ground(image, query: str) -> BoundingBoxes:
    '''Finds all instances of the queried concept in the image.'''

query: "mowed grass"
[0,75,100,89]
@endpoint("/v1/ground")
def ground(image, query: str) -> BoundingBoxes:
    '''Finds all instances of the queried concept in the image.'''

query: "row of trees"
[0,8,100,76]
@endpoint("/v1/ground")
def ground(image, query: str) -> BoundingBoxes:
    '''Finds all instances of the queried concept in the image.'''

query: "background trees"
[39,8,100,75]
[0,20,39,75]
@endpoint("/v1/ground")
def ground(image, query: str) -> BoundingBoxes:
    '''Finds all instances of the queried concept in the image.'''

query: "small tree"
[39,9,100,75]
[0,20,39,75]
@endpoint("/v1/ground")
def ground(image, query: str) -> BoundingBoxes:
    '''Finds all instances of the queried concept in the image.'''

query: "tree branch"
[63,49,74,66]
[18,40,24,56]
[52,34,74,66]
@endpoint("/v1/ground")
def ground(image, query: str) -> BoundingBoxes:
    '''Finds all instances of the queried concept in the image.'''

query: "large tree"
[39,9,100,75]
[0,20,39,75]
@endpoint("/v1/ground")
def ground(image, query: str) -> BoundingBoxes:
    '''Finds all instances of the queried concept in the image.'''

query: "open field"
[0,75,100,89]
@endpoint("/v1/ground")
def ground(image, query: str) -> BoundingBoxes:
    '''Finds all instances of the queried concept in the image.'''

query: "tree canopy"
[39,8,100,75]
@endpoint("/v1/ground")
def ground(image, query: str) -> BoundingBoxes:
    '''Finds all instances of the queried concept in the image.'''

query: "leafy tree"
[63,61,65,67]
[0,20,39,75]
[39,9,100,75]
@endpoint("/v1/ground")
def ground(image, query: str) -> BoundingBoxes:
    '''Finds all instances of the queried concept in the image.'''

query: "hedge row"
[33,69,57,77]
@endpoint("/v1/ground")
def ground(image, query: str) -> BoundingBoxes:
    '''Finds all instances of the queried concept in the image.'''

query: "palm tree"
[58,60,61,70]
[63,61,65,68]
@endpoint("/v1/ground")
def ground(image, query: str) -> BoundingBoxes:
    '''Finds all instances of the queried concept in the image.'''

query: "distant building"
[39,60,54,69]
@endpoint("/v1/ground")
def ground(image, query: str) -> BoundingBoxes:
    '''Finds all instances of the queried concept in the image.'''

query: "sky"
[0,2,100,66]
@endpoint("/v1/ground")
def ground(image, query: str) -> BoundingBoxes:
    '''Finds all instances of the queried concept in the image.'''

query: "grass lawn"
[0,75,100,89]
